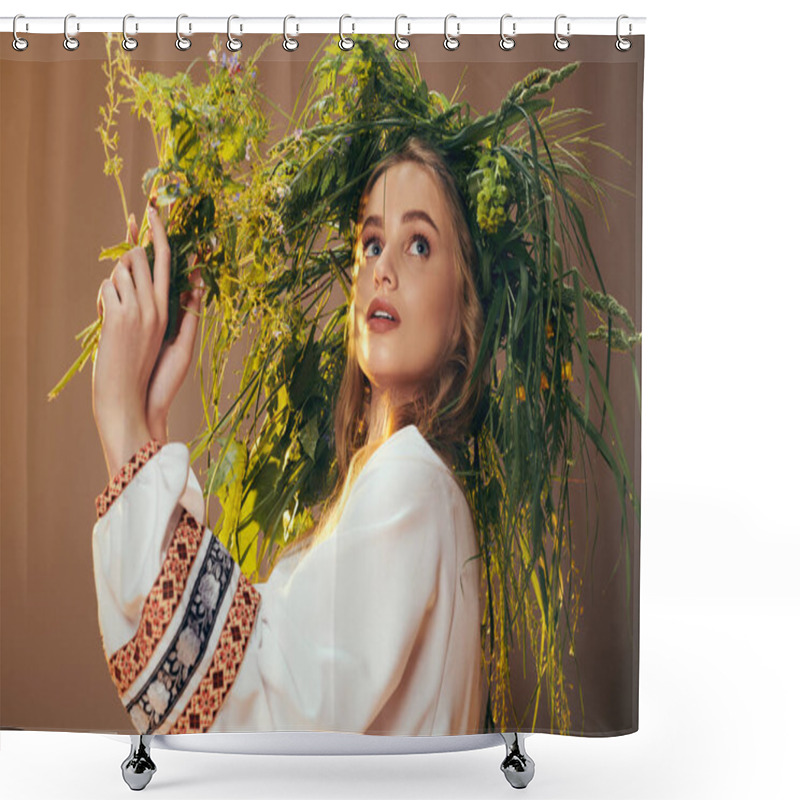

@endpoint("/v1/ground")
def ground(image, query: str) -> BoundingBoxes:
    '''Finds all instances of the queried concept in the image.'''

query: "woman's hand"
[126,209,205,445]
[92,205,204,479]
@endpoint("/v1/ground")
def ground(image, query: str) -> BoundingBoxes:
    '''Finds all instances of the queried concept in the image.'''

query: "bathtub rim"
[102,731,523,756]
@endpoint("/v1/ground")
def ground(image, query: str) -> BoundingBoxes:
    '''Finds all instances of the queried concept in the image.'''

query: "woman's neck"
[366,385,415,446]
[366,388,393,446]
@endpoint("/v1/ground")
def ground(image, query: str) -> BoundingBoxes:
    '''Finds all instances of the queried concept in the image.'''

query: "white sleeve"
[92,439,453,736]
[245,454,450,734]
[92,443,206,654]
[91,440,262,735]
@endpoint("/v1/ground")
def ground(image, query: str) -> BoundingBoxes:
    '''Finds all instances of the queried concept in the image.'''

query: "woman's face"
[353,162,460,402]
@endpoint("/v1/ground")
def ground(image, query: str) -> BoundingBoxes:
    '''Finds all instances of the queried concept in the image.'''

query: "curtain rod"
[1,15,646,38]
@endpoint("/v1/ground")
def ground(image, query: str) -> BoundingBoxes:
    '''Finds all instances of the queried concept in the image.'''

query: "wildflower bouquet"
[51,33,640,734]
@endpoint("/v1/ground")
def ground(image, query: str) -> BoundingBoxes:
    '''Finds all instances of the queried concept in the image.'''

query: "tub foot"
[500,732,535,789]
[121,735,156,791]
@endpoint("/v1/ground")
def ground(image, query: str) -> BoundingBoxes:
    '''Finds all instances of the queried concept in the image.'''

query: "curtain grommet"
[63,13,79,51]
[394,15,410,50]
[554,14,570,51]
[283,15,299,51]
[339,14,354,51]
[227,15,243,52]
[12,14,29,51]
[443,14,460,51]
[499,14,515,51]
[616,15,632,51]
[175,14,192,51]
[122,14,138,51]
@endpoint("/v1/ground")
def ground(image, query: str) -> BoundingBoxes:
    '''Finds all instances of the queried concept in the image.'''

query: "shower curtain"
[0,30,643,738]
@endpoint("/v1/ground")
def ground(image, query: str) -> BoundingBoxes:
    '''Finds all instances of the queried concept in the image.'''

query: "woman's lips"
[367,316,401,333]
[366,298,401,333]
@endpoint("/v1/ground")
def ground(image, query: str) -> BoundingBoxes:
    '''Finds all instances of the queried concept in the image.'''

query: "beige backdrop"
[0,33,642,734]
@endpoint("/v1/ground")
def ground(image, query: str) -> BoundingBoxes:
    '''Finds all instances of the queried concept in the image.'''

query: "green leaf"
[234,488,262,579]
[512,264,530,340]
[219,126,247,162]
[476,289,503,377]
[298,416,319,460]
[571,270,591,425]
[99,242,132,262]
[288,328,320,409]
[208,438,247,496]
[141,166,163,197]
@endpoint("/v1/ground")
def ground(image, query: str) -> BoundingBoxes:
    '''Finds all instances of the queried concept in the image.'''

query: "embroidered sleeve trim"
[121,529,235,733]
[169,574,261,734]
[95,439,163,519]
[104,500,262,735]
[107,509,205,697]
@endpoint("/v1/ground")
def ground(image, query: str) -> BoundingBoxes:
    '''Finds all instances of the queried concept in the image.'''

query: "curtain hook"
[283,15,299,51]
[339,15,354,51]
[122,14,138,51]
[12,14,29,51]
[443,14,460,51]
[499,14,515,50]
[176,14,191,50]
[394,15,410,50]
[554,14,570,50]
[616,15,632,51]
[227,15,242,51]
[63,13,79,51]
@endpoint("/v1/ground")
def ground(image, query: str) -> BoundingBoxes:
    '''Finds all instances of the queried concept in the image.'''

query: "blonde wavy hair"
[270,135,487,568]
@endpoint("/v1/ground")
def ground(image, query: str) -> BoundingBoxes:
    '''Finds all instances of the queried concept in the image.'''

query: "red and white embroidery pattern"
[95,439,162,519]
[169,574,261,733]
[107,509,204,696]
[97,437,262,733]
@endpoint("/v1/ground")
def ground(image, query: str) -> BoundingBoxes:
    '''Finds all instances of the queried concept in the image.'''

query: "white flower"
[198,574,220,610]
[176,628,201,667]
[146,681,170,716]
[208,49,217,63]
[276,185,286,200]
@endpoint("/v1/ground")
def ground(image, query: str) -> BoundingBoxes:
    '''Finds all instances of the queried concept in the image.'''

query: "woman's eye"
[362,233,430,258]
[411,235,430,256]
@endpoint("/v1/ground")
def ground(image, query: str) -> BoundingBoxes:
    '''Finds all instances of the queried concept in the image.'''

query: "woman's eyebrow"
[361,210,439,234]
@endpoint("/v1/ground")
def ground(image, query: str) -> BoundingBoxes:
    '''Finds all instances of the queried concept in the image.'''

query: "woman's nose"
[373,245,397,288]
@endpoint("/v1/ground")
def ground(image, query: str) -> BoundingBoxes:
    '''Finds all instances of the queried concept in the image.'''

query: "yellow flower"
[516,384,526,403]
[546,320,554,339]
[561,361,573,382]
[540,372,549,392]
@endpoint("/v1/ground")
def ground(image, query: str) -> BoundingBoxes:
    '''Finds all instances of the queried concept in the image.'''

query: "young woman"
[91,136,489,736]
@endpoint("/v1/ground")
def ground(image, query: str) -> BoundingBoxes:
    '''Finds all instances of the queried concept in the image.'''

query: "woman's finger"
[128,247,158,325]
[147,205,170,323]
[172,287,204,359]
[111,254,137,309]
[97,278,121,320]
[188,266,204,290]
[126,213,139,245]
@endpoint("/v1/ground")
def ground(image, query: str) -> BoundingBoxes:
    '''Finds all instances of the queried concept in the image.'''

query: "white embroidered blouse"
[91,424,485,737]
